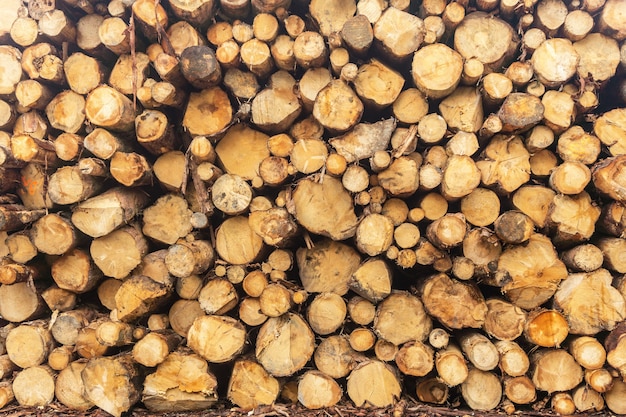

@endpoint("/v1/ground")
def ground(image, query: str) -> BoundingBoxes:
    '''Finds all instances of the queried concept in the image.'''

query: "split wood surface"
[1,0,626,416]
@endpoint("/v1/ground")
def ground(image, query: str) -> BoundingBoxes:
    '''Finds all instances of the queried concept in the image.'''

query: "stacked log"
[1,0,626,416]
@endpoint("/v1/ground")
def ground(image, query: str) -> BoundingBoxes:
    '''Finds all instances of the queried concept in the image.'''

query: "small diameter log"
[215,216,265,265]
[135,110,177,155]
[132,0,168,42]
[238,39,273,78]
[82,354,142,417]
[256,313,315,376]
[350,258,393,303]
[435,344,469,387]
[411,43,462,99]
[48,345,75,370]
[596,237,626,273]
[561,244,604,272]
[346,360,401,408]
[605,379,626,415]
[85,85,136,132]
[214,124,269,181]
[551,392,576,415]
[166,239,215,279]
[531,38,579,88]
[296,237,361,295]
[570,336,607,370]
[291,176,358,241]
[503,376,536,405]
[83,128,130,160]
[309,0,356,38]
[330,118,396,165]
[142,348,218,412]
[353,59,404,110]
[416,377,448,405]
[496,340,530,377]
[341,15,373,57]
[458,331,499,371]
[41,285,77,313]
[13,365,56,407]
[169,300,205,337]
[531,349,583,394]
[152,151,186,193]
[51,308,96,346]
[182,87,233,137]
[307,292,346,335]
[585,368,614,393]
[96,321,135,347]
[227,358,279,410]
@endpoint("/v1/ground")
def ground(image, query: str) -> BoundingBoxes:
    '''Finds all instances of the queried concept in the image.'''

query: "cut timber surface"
[2,0,626,415]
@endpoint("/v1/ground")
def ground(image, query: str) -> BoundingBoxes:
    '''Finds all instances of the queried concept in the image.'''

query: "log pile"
[1,0,626,416]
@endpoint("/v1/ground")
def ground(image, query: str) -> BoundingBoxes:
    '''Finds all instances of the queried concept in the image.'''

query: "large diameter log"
[55,360,94,411]
[5,322,53,369]
[82,354,142,417]
[553,268,626,335]
[531,349,583,394]
[454,12,517,72]
[461,368,502,411]
[346,360,401,408]
[71,187,149,238]
[421,273,487,329]
[182,87,233,137]
[495,233,568,309]
[12,365,56,407]
[312,80,363,134]
[142,350,218,412]
[291,176,358,241]
[0,282,46,323]
[255,313,314,377]
[373,291,432,346]
[115,274,173,322]
[373,7,424,62]
[85,85,136,132]
[187,315,246,363]
[411,43,463,99]
[309,0,356,38]
[297,370,342,409]
[592,155,626,201]
[227,358,280,410]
